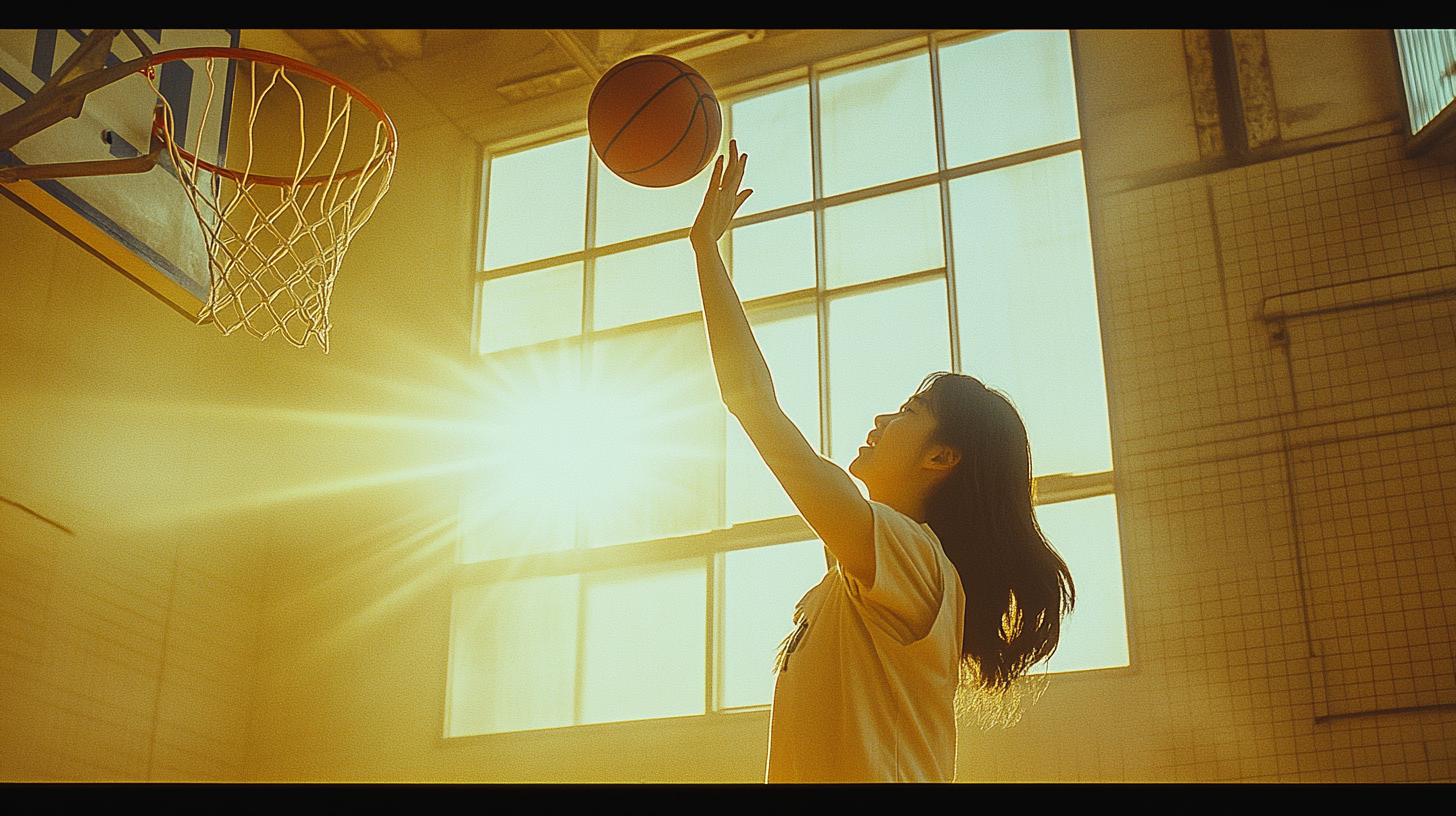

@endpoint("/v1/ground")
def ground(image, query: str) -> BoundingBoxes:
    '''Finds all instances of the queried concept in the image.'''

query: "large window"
[449,30,1127,738]
[1394,29,1456,136]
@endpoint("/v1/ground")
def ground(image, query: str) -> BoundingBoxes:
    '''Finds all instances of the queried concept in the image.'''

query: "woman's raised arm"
[691,141,877,586]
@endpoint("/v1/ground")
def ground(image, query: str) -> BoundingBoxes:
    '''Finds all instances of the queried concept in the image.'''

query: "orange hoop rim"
[141,46,398,187]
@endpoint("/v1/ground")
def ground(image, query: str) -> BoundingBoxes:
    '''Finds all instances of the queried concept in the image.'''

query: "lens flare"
[460,321,725,562]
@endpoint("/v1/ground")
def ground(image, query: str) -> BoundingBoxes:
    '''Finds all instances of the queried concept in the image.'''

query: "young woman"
[691,142,1075,782]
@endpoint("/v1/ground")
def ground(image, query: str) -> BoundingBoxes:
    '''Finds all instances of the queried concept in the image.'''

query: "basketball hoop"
[0,32,395,351]
[143,47,397,351]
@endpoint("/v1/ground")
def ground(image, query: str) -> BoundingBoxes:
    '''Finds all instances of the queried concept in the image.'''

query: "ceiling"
[252,29,937,147]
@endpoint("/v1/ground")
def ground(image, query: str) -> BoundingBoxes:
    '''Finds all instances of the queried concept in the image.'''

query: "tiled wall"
[1095,132,1456,780]
[0,495,258,780]
[0,210,261,779]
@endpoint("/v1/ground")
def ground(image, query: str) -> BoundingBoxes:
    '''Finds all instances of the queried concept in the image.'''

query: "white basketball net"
[149,57,395,351]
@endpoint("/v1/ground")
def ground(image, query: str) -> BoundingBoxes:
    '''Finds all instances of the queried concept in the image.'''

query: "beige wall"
[1058,29,1455,781]
[2,29,1452,782]
[0,153,261,780]
[0,42,477,781]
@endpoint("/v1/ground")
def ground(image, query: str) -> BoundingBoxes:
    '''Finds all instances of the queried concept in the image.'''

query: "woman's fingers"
[696,144,750,240]
[710,155,725,191]
[732,188,753,220]
[728,151,745,185]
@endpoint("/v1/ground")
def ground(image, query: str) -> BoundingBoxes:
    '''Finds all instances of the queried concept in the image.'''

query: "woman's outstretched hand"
[691,139,753,252]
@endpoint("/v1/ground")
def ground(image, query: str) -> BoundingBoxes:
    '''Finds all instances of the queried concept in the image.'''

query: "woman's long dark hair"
[917,372,1074,692]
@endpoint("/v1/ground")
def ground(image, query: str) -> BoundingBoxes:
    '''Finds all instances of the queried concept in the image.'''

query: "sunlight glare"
[462,320,724,560]
[468,359,661,551]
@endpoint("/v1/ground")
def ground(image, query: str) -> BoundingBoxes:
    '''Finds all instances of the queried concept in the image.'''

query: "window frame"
[453,30,1119,737]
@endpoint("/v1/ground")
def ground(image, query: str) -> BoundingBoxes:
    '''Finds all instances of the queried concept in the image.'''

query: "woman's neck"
[866,481,931,524]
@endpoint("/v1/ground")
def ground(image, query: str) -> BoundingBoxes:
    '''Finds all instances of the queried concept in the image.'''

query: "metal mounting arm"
[0,29,151,158]
[0,109,164,184]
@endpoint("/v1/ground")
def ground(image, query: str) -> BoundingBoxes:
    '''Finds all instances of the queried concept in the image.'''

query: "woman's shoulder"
[840,501,947,642]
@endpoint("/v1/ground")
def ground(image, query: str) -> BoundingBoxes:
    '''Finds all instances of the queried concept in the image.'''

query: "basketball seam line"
[598,67,693,166]
[621,90,718,179]
[614,88,719,180]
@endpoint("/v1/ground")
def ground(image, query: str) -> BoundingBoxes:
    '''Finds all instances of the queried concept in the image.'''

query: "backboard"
[0,29,239,318]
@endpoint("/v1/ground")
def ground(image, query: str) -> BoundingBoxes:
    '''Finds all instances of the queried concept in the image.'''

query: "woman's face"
[848,394,942,488]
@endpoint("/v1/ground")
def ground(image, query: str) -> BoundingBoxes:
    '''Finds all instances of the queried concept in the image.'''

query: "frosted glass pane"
[940,31,1080,168]
[722,540,828,708]
[595,154,715,247]
[727,306,820,525]
[458,342,582,562]
[583,320,724,547]
[483,137,587,269]
[477,263,583,354]
[581,560,706,724]
[730,212,816,302]
[951,152,1111,475]
[824,185,944,289]
[728,83,812,215]
[593,239,700,330]
[1035,495,1128,674]
[448,576,579,736]
[821,53,938,195]
[458,481,576,563]
[828,280,951,467]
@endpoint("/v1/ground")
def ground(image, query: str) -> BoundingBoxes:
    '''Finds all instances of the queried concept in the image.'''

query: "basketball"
[588,55,722,189]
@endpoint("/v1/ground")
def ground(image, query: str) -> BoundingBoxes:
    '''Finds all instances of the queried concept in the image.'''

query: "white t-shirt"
[766,501,965,782]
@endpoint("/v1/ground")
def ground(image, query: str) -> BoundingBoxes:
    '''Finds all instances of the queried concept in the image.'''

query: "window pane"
[951,151,1111,475]
[940,31,1081,167]
[594,154,715,247]
[581,560,707,724]
[1034,495,1129,674]
[459,341,583,563]
[828,280,952,467]
[477,263,583,354]
[824,185,944,289]
[448,575,580,736]
[727,305,820,525]
[722,540,828,708]
[730,212,816,302]
[483,137,587,269]
[583,319,724,547]
[593,239,700,331]
[820,52,938,195]
[729,83,813,215]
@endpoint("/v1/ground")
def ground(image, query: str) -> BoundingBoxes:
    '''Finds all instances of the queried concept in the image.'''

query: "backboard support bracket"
[0,30,150,156]
[0,115,162,183]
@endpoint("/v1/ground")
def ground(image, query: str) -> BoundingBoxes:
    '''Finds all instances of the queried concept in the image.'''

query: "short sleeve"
[841,502,945,645]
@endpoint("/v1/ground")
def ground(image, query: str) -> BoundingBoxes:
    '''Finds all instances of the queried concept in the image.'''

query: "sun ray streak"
[461,320,726,560]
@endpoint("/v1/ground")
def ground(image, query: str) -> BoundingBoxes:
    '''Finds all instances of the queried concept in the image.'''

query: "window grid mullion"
[583,151,599,339]
[928,35,962,376]
[574,573,588,727]
[809,65,831,460]
[574,146,599,726]
[577,150,599,554]
[472,151,491,356]
[706,553,718,714]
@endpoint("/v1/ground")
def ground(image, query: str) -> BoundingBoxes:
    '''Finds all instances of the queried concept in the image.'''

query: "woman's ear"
[925,444,961,472]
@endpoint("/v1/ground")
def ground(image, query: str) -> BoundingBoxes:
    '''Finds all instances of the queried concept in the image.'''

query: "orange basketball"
[588,55,722,189]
